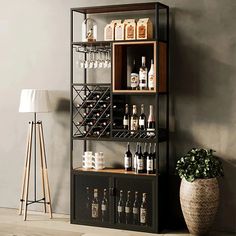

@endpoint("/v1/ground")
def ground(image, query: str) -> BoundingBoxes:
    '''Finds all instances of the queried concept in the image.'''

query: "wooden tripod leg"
[23,122,33,221]
[39,122,52,219]
[19,122,31,215]
[37,122,47,213]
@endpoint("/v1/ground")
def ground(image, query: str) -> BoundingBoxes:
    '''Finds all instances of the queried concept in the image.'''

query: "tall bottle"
[139,56,148,90]
[117,190,124,223]
[91,189,99,219]
[140,193,148,226]
[153,143,157,173]
[125,191,132,224]
[124,142,132,171]
[123,104,130,130]
[101,189,108,222]
[148,59,155,90]
[137,144,144,173]
[143,143,148,173]
[139,104,146,131]
[130,60,139,90]
[147,105,155,137]
[85,187,90,218]
[133,191,139,225]
[130,105,139,134]
[133,143,139,172]
[147,143,154,174]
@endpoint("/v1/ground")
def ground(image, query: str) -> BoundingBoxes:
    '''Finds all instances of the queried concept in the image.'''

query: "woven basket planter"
[180,178,219,235]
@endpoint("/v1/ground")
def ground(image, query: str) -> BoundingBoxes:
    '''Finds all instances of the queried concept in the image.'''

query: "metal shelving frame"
[70,2,169,233]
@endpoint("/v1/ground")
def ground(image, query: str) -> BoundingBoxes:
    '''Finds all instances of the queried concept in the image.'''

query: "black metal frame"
[70,2,169,233]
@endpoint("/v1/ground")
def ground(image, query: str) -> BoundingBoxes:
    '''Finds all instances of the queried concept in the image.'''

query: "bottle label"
[148,75,154,89]
[131,119,138,131]
[147,159,153,171]
[118,206,123,213]
[140,208,147,223]
[139,119,145,126]
[101,204,106,211]
[123,118,129,126]
[91,204,99,218]
[139,70,147,88]
[125,206,131,213]
[147,128,155,136]
[130,73,139,88]
[137,159,144,170]
[124,155,131,168]
[133,207,138,214]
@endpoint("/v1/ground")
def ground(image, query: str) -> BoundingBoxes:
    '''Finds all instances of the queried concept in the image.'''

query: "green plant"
[176,148,223,182]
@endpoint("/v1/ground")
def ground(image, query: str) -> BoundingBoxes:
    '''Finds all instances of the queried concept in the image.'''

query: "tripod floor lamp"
[19,89,52,220]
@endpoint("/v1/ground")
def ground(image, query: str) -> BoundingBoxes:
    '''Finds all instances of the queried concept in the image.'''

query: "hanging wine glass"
[98,51,103,68]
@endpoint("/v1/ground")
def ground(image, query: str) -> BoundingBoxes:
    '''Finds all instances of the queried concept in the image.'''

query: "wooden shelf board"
[113,90,156,94]
[74,167,156,177]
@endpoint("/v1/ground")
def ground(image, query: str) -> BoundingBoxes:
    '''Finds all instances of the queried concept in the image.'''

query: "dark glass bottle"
[85,187,90,219]
[153,143,157,174]
[147,143,154,174]
[130,60,139,90]
[130,105,139,134]
[137,144,144,173]
[143,143,148,173]
[133,143,139,172]
[91,189,99,219]
[147,105,155,136]
[140,193,148,226]
[117,190,124,223]
[125,191,132,224]
[124,142,132,171]
[123,104,129,130]
[101,189,108,222]
[133,191,139,225]
[139,104,146,130]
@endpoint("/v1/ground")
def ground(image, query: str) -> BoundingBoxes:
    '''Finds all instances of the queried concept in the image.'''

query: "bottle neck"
[132,106,137,115]
[127,142,130,151]
[142,57,146,67]
[125,105,129,114]
[141,105,144,114]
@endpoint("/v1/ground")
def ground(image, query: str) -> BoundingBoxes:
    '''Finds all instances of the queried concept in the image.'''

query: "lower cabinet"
[71,171,158,233]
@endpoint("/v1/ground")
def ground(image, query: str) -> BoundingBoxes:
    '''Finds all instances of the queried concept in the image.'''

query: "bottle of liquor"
[101,189,108,222]
[117,190,124,223]
[148,59,155,90]
[143,143,148,173]
[125,191,132,224]
[140,193,148,226]
[130,105,139,134]
[147,143,154,174]
[123,104,129,130]
[137,144,144,173]
[133,143,139,172]
[147,105,155,137]
[85,187,90,218]
[91,189,99,219]
[130,60,139,90]
[153,143,157,174]
[133,191,139,225]
[139,56,148,90]
[139,104,146,131]
[124,142,132,171]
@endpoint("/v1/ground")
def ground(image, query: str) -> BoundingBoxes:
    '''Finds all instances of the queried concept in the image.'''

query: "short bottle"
[133,191,139,225]
[140,193,148,226]
[139,56,148,90]
[148,59,155,90]
[125,191,132,224]
[130,105,139,134]
[130,60,139,90]
[91,189,99,219]
[123,104,130,130]
[117,190,124,223]
[139,104,146,131]
[124,142,132,171]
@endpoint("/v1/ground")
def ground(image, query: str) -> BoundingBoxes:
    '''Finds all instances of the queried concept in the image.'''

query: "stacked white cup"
[92,152,105,170]
[82,151,93,169]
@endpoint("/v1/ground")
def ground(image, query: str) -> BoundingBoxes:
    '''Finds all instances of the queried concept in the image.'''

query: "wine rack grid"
[73,83,111,138]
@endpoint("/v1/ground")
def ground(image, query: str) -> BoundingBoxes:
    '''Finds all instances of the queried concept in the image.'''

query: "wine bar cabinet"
[70,2,169,233]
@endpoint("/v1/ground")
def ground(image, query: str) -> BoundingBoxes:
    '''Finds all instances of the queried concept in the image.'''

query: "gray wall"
[0,0,235,233]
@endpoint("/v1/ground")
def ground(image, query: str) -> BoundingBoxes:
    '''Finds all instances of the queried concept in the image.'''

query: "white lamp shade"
[19,89,51,113]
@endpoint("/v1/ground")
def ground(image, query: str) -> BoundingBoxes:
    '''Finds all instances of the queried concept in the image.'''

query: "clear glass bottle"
[139,56,148,90]
[148,59,155,90]
[130,105,139,134]
[147,105,155,136]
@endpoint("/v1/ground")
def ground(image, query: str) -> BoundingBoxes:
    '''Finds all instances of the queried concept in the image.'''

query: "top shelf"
[71,2,168,14]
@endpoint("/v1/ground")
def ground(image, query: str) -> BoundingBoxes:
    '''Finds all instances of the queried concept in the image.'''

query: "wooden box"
[124,19,136,40]
[137,18,153,40]
[104,20,121,41]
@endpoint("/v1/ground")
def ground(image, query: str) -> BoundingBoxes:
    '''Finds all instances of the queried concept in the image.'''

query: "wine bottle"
[139,104,146,130]
[140,193,148,226]
[130,60,139,90]
[139,56,148,90]
[133,142,139,172]
[101,189,108,222]
[153,143,157,173]
[124,142,132,171]
[130,105,139,134]
[137,144,144,173]
[123,104,130,130]
[133,191,139,225]
[91,189,99,219]
[143,143,148,173]
[147,105,155,137]
[148,59,155,90]
[147,143,154,174]
[85,187,90,218]
[125,191,132,224]
[117,190,124,223]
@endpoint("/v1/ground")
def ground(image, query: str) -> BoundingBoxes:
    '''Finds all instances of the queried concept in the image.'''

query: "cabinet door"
[73,173,110,224]
[114,176,156,229]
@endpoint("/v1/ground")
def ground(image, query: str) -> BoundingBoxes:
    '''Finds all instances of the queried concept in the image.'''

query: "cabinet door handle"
[109,187,115,196]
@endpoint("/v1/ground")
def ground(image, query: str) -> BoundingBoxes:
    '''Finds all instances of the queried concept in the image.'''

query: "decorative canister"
[82,18,97,42]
